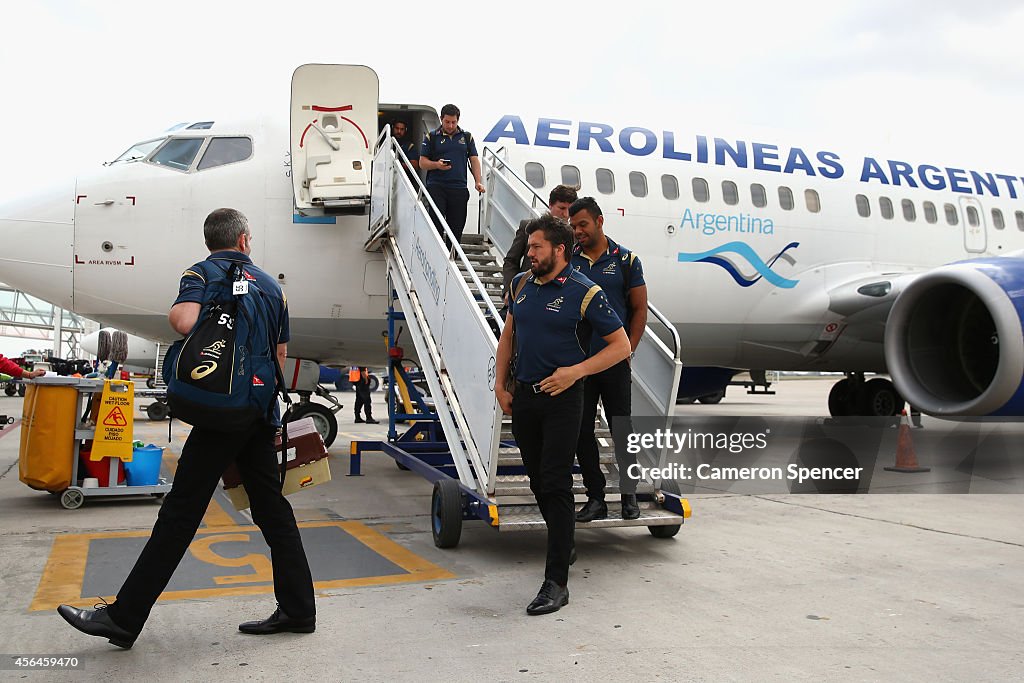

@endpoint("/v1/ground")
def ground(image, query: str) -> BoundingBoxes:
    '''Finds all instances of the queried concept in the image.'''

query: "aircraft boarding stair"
[356,126,689,546]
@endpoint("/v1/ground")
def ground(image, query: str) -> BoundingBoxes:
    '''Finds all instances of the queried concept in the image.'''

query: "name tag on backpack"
[232,280,249,295]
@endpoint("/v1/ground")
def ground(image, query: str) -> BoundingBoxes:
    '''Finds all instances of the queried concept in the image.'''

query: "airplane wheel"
[698,390,725,405]
[60,488,85,510]
[287,403,338,448]
[146,377,157,389]
[146,402,170,421]
[828,379,853,417]
[860,378,904,417]
[431,479,463,548]
[648,524,680,538]
[4,384,15,397]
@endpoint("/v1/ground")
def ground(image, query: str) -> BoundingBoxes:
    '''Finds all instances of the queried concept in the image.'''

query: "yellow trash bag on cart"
[19,384,78,492]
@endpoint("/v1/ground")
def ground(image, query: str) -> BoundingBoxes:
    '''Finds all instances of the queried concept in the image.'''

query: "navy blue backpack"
[164,258,287,432]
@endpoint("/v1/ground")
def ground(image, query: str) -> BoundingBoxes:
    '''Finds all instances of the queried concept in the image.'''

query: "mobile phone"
[439,159,451,166]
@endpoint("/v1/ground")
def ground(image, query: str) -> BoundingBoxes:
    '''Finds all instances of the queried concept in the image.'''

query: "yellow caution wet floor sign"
[92,380,133,461]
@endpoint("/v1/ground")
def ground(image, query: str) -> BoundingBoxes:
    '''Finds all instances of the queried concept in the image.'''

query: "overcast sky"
[1,0,1023,354]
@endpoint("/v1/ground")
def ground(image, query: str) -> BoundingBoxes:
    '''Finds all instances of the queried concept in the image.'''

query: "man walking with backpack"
[58,208,315,649]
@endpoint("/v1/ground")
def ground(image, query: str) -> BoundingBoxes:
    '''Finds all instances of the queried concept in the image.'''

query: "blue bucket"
[125,444,163,486]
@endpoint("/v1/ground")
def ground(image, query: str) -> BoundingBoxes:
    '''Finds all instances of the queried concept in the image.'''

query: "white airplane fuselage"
[4,91,1024,407]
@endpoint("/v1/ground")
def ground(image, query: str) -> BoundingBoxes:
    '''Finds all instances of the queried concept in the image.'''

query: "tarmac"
[0,378,1021,681]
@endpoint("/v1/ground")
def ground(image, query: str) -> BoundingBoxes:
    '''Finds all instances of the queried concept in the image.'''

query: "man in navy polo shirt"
[393,119,419,169]
[58,209,315,648]
[419,103,485,244]
[495,214,630,615]
[569,197,649,522]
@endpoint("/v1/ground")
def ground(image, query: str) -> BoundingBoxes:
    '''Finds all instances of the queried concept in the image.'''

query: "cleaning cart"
[19,376,172,509]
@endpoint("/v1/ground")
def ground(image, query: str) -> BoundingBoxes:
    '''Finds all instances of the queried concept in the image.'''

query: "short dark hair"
[549,184,578,206]
[393,119,408,128]
[440,103,460,119]
[204,208,249,250]
[525,214,573,257]
[569,196,602,220]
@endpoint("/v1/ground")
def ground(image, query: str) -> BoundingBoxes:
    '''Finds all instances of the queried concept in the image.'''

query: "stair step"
[458,263,503,275]
[501,428,611,440]
[460,234,486,244]
[493,473,652,497]
[460,243,491,254]
[497,453,617,467]
[495,501,682,531]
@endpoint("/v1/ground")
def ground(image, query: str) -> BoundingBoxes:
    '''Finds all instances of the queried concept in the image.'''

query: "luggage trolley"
[19,376,172,509]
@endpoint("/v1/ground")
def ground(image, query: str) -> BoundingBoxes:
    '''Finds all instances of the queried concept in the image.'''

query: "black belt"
[515,380,545,394]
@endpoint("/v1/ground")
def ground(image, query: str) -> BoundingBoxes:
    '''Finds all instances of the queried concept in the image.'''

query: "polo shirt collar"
[574,236,620,265]
[434,125,464,138]
[208,249,252,264]
[533,263,574,287]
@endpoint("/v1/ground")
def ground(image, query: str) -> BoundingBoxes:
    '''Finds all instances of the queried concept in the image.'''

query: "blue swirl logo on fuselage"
[677,241,800,288]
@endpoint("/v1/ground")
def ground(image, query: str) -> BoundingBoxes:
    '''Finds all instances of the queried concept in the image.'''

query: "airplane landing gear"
[828,374,904,417]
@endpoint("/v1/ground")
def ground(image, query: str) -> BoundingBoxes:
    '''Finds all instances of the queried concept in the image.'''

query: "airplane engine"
[884,257,1024,416]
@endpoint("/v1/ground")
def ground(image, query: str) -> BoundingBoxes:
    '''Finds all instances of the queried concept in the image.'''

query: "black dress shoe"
[57,603,138,649]
[354,417,364,423]
[238,606,315,635]
[526,579,569,615]
[575,498,608,522]
[365,418,380,424]
[569,546,577,566]
[620,493,641,520]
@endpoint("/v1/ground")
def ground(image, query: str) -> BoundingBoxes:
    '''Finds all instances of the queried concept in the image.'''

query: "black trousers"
[576,359,636,499]
[354,387,372,419]
[511,381,584,586]
[107,424,315,634]
[427,185,470,245]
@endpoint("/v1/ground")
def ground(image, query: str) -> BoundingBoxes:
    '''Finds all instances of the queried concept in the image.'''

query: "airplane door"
[73,163,194,322]
[290,64,379,214]
[960,197,987,253]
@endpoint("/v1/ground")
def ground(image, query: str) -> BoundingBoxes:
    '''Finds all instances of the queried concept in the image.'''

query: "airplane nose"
[0,180,75,309]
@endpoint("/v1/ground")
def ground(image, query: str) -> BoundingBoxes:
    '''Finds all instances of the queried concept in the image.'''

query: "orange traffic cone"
[884,409,930,473]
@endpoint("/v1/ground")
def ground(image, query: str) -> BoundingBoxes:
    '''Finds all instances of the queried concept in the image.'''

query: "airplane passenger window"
[778,186,794,210]
[561,165,581,187]
[750,184,767,208]
[525,162,545,188]
[629,172,648,198]
[596,168,615,194]
[879,197,894,220]
[855,194,870,218]
[901,199,916,222]
[1016,211,1024,231]
[966,206,980,227]
[992,209,1005,230]
[722,181,739,206]
[923,201,938,224]
[692,178,709,202]
[944,204,959,225]
[805,189,821,213]
[149,137,205,171]
[198,137,253,171]
[661,175,679,200]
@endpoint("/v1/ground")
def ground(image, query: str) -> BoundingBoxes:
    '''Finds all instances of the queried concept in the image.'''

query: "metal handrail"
[378,128,502,324]
[480,147,681,361]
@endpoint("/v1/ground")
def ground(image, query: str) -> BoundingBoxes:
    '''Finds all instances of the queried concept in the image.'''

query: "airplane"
[2,63,1023,448]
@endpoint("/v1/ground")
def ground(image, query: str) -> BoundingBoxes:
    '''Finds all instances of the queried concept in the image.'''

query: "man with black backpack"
[57,208,315,649]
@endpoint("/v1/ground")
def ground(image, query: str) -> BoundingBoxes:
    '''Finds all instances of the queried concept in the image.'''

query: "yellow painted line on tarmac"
[30,521,454,611]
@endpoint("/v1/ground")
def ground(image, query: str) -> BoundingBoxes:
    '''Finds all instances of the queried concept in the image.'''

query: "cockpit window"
[198,137,253,170]
[112,138,164,164]
[187,121,215,130]
[149,138,204,171]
